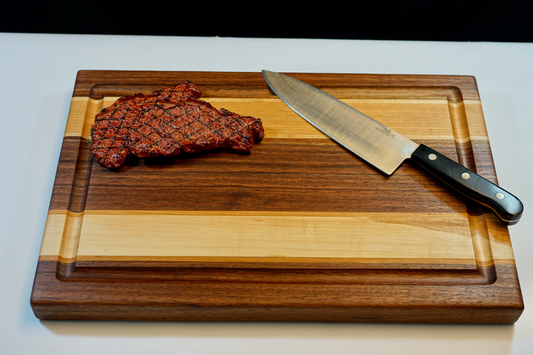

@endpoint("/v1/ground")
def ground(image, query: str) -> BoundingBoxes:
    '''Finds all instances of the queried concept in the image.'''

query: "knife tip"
[262,69,281,82]
[262,69,273,82]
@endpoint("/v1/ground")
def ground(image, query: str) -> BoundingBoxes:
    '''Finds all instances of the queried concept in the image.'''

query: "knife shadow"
[403,159,486,216]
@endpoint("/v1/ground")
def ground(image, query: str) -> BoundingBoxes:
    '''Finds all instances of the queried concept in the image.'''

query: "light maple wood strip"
[448,100,472,144]
[39,210,82,263]
[39,210,68,259]
[485,214,517,263]
[82,98,104,138]
[64,97,103,138]
[63,97,88,137]
[463,102,490,139]
[206,98,457,141]
[39,209,516,264]
[64,96,488,143]
[73,211,475,262]
[468,212,495,267]
[447,101,490,145]
[58,211,84,263]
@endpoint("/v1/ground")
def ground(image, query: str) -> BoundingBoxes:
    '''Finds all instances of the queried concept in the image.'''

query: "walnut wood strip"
[49,137,487,213]
[31,260,523,323]
[72,71,481,101]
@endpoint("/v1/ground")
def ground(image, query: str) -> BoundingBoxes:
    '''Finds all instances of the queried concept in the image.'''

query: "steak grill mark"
[90,82,264,169]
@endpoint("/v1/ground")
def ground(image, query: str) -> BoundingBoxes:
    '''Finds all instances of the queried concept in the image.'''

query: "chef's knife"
[262,70,523,225]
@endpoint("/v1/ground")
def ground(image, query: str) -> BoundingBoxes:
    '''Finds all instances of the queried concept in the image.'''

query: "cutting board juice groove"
[56,98,100,265]
[32,71,523,323]
[55,88,494,284]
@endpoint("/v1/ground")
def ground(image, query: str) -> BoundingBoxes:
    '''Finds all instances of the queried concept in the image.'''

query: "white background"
[1,33,532,354]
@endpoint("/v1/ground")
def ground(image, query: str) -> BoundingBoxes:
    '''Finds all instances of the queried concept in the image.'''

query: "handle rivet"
[428,154,437,161]
[462,172,470,180]
[496,192,505,200]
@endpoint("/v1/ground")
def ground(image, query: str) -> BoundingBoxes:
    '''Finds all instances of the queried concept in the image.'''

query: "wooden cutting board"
[31,70,523,323]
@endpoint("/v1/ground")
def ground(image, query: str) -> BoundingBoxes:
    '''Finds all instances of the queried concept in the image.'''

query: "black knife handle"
[410,144,523,225]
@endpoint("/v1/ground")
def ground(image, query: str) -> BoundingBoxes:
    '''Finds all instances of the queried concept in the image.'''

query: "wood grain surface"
[31,70,523,323]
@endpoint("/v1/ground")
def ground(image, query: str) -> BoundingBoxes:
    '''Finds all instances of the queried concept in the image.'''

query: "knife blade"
[262,70,523,225]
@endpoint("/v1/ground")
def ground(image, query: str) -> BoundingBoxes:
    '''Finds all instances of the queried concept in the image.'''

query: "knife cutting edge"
[262,70,523,225]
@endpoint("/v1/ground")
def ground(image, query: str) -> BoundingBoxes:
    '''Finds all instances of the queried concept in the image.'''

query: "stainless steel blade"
[262,70,419,175]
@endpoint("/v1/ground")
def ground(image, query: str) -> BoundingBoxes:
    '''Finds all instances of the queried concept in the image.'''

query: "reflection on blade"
[262,70,419,175]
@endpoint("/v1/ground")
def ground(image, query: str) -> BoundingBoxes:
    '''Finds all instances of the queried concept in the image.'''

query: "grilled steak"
[90,82,264,169]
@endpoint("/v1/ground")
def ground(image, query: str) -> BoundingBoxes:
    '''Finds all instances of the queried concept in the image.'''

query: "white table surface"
[1,32,532,355]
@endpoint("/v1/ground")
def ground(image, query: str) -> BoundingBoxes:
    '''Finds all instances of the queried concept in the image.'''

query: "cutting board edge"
[30,260,524,323]
[71,70,482,101]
